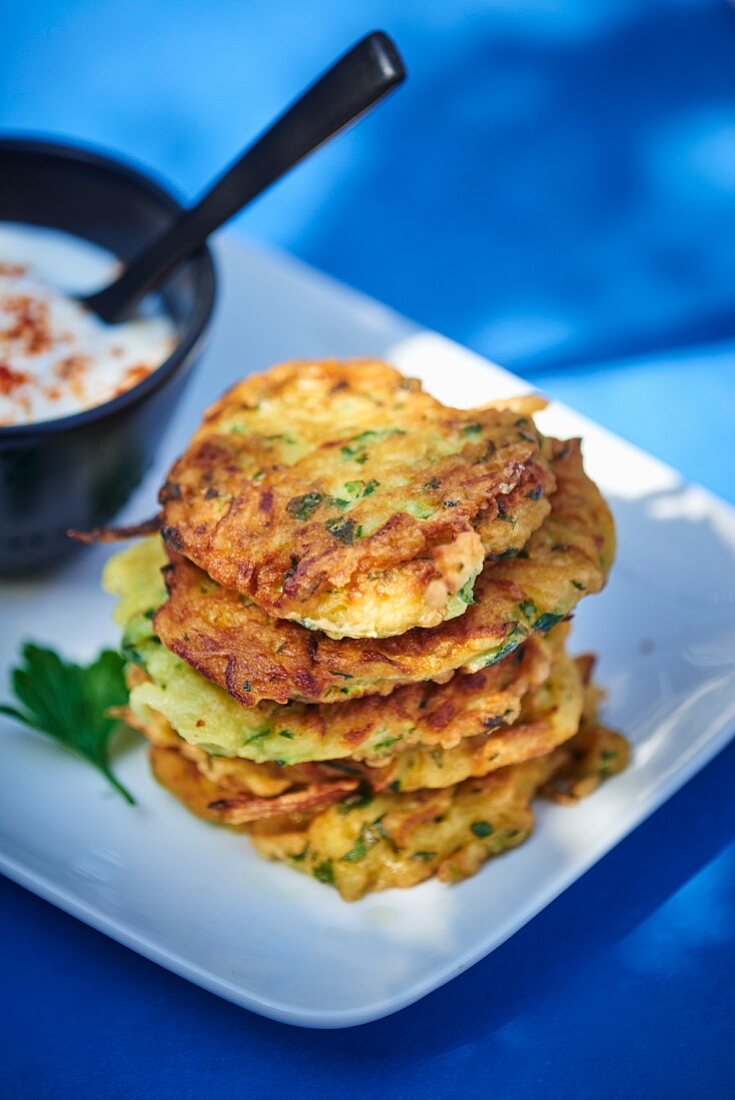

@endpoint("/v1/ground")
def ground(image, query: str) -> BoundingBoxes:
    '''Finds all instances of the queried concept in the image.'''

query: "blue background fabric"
[1,1,734,1096]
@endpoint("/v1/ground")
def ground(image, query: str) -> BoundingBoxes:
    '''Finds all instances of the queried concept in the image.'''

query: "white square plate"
[2,236,735,1028]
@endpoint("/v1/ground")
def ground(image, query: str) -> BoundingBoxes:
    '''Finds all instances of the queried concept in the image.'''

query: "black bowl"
[0,136,216,574]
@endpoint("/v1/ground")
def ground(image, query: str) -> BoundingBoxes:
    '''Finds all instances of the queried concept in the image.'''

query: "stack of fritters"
[104,359,628,901]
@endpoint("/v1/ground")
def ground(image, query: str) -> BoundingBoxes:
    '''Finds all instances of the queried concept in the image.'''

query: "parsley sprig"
[0,643,135,803]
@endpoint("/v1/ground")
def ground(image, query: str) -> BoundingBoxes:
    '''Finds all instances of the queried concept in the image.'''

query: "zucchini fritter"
[105,436,612,709]
[122,627,554,766]
[261,717,629,900]
[354,645,584,792]
[159,359,556,638]
[150,715,629,901]
[126,629,581,792]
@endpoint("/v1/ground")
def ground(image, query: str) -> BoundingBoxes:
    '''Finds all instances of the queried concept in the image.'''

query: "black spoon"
[81,31,405,324]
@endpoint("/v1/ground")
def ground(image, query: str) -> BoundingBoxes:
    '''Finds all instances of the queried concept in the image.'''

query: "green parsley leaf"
[244,729,270,745]
[325,517,361,544]
[313,859,335,885]
[482,628,524,666]
[0,644,135,803]
[534,612,566,633]
[340,819,384,862]
[344,478,380,498]
[599,749,619,775]
[372,735,400,753]
[286,491,323,521]
[340,428,406,460]
[470,820,494,838]
[341,836,368,862]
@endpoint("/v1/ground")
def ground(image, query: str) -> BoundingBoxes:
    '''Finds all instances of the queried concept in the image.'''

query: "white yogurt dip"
[0,223,176,426]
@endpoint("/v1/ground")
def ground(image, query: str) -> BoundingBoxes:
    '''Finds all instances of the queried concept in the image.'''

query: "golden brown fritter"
[263,719,629,900]
[354,646,585,792]
[123,627,554,766]
[158,359,556,638]
[150,714,629,901]
[126,627,581,795]
[275,751,562,899]
[105,435,612,710]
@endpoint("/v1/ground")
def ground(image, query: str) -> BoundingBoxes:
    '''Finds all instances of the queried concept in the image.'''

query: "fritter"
[105,436,612,708]
[122,626,555,767]
[150,716,629,901]
[353,644,584,792]
[258,720,629,900]
[124,630,582,805]
[158,359,556,638]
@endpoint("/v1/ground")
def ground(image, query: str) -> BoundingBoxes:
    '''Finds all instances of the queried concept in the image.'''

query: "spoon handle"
[86,32,405,323]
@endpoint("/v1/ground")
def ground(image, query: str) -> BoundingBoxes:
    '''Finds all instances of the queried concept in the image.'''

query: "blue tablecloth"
[1,2,734,1096]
